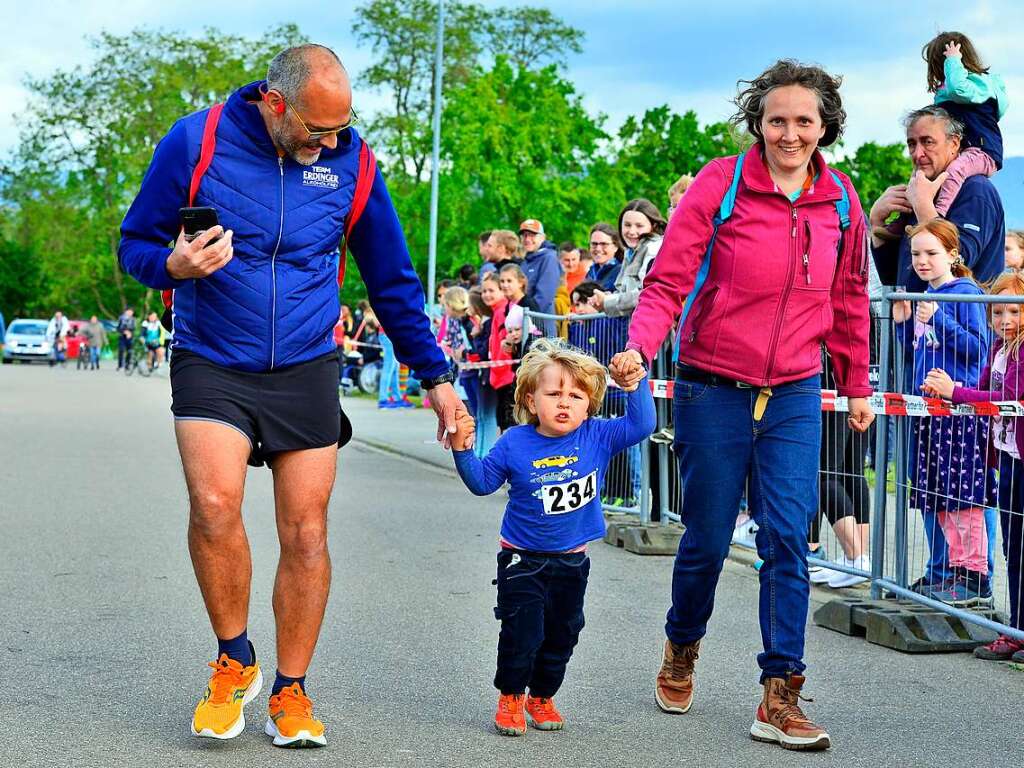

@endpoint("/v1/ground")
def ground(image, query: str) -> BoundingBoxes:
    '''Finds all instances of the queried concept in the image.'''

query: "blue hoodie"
[119,81,448,378]
[522,239,560,314]
[901,277,989,389]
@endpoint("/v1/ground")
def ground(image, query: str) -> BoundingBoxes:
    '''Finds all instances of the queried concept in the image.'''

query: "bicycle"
[125,340,159,377]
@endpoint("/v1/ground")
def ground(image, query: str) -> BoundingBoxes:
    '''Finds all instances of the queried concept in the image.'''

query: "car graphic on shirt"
[532,455,578,469]
[532,469,577,484]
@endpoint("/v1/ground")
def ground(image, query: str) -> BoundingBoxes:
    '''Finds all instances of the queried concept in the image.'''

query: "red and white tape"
[646,379,1024,417]
[456,359,522,371]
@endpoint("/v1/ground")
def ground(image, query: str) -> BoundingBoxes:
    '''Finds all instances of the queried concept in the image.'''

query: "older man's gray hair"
[267,44,344,103]
[902,105,965,140]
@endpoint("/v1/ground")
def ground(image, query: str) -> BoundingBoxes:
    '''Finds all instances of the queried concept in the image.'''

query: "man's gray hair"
[266,44,343,103]
[902,105,965,139]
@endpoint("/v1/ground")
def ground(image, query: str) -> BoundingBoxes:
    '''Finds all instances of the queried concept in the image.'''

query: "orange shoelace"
[529,697,556,716]
[498,694,524,715]
[206,656,247,705]
[275,684,314,719]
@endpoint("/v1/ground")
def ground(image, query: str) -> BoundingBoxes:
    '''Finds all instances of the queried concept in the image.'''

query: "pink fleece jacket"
[626,145,872,398]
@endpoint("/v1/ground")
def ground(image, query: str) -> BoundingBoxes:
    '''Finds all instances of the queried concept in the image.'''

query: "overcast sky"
[2,0,1021,160]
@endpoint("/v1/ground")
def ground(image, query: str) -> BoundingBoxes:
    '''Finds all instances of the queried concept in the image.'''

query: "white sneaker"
[731,517,758,549]
[810,562,841,584]
[827,555,870,588]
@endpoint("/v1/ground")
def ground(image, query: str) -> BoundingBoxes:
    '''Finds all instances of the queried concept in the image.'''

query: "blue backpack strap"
[673,154,745,361]
[828,170,850,230]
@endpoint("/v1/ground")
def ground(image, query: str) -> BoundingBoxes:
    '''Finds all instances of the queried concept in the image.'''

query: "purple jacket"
[951,338,1024,459]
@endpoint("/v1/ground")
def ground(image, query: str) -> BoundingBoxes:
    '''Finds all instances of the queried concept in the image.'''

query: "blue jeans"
[997,452,1024,629]
[89,346,101,368]
[378,334,401,403]
[668,369,820,680]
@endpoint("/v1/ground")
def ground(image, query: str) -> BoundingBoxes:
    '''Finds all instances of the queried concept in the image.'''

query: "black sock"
[273,670,306,696]
[216,629,252,666]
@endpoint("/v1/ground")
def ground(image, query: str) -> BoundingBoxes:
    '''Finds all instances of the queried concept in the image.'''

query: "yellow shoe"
[265,683,326,748]
[190,650,263,740]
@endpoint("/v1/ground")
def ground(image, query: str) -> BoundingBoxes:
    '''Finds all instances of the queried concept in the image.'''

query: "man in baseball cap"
[517,219,559,328]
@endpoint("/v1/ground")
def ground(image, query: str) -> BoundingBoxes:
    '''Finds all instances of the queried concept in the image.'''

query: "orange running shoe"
[494,693,527,736]
[525,695,564,731]
[191,649,263,740]
[265,683,326,748]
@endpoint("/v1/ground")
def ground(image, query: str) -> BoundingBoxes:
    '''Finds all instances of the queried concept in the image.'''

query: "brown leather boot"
[655,638,699,714]
[750,674,831,751]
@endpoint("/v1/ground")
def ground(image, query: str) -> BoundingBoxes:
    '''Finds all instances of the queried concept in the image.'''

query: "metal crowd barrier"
[867,288,1024,642]
[526,290,1024,643]
[524,310,652,524]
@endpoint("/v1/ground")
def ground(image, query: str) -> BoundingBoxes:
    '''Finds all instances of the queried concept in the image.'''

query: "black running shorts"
[170,349,350,467]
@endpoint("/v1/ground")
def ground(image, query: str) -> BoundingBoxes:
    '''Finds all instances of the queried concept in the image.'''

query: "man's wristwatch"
[420,369,456,391]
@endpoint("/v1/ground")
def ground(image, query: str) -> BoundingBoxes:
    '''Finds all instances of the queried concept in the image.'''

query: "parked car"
[3,319,52,363]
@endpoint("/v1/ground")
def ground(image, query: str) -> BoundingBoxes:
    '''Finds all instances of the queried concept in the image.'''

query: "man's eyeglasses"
[285,98,359,140]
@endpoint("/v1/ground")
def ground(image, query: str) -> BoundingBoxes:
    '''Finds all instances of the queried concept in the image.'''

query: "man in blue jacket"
[518,219,559,314]
[870,105,1005,289]
[119,44,464,749]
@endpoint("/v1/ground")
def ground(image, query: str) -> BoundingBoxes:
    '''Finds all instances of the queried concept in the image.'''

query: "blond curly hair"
[512,338,608,427]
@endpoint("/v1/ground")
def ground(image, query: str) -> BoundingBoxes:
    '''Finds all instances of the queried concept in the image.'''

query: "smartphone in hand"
[179,206,220,243]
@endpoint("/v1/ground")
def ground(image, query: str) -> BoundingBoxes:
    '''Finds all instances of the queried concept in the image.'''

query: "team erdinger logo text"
[303,166,340,189]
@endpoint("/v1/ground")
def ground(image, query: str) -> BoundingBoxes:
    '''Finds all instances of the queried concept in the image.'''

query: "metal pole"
[870,289,893,600]
[426,0,444,315]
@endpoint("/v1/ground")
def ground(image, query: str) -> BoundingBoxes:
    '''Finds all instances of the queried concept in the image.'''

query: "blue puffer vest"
[121,81,363,371]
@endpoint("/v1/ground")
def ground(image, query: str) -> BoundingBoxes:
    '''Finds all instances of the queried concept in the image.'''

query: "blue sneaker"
[378,400,398,409]
[927,570,992,608]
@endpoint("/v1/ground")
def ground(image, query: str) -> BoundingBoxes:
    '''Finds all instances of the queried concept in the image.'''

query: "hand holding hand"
[609,349,645,392]
[166,226,234,280]
[451,411,476,452]
[429,382,470,450]
[921,368,955,399]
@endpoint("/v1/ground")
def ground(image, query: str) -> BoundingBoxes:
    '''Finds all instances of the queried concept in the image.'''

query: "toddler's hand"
[452,412,476,452]
[609,350,645,392]
[943,41,962,59]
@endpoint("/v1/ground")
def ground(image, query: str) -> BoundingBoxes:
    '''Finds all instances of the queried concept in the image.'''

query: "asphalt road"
[1,363,1020,767]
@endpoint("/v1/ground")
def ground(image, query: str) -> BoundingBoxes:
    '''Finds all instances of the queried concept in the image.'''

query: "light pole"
[426,0,444,314]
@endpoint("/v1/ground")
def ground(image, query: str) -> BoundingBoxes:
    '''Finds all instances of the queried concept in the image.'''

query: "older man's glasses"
[286,98,359,140]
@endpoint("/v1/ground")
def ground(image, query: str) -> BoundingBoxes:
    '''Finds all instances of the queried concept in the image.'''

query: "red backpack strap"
[337,141,378,288]
[163,103,225,312]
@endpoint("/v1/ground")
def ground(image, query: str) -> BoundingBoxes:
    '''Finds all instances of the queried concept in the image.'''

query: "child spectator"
[922,32,1008,217]
[472,279,502,455]
[499,263,541,314]
[570,280,636,505]
[450,338,655,736]
[895,219,993,604]
[482,272,516,432]
[1006,231,1024,271]
[924,269,1024,660]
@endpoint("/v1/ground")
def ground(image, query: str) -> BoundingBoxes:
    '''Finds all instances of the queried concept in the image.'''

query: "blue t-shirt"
[453,378,656,552]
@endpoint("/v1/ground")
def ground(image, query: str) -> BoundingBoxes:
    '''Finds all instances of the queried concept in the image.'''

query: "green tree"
[614,106,744,209]
[352,0,584,182]
[830,141,912,213]
[3,25,306,317]
[405,58,612,278]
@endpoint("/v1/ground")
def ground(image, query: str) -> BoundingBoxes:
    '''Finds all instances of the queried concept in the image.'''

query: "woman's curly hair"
[731,59,846,147]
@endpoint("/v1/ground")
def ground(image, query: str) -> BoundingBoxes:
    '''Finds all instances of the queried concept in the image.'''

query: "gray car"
[3,319,52,364]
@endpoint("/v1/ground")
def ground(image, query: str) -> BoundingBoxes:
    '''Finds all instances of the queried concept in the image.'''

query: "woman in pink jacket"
[611,60,873,752]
